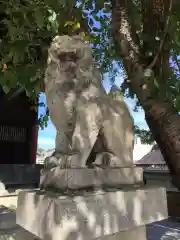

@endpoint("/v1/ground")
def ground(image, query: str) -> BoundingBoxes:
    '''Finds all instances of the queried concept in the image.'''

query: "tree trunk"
[111,0,180,190]
[145,102,180,189]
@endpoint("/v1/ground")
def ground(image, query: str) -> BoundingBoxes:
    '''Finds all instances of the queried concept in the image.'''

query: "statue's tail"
[109,84,134,133]
[109,85,124,102]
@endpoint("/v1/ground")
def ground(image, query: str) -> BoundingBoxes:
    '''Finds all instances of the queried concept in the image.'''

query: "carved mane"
[45,35,104,97]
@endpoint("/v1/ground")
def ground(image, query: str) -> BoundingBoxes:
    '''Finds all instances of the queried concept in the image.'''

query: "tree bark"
[111,0,180,190]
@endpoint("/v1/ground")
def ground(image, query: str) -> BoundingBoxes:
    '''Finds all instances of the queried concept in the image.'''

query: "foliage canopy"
[0,0,180,142]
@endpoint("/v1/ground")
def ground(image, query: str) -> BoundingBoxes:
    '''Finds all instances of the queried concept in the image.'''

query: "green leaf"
[2,85,10,94]
[93,15,100,22]
[39,102,45,107]
[94,35,101,44]
[34,11,45,29]
[154,78,159,88]
[89,18,94,27]
[92,27,100,32]
[64,21,75,27]
[43,115,49,122]
[72,22,81,32]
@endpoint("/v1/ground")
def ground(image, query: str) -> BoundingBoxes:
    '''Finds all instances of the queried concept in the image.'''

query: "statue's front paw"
[44,155,70,169]
[44,156,60,169]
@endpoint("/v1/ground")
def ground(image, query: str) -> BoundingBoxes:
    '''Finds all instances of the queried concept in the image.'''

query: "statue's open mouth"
[58,52,78,71]
[58,51,78,62]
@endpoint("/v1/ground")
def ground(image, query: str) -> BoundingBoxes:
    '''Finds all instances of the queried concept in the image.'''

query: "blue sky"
[38,74,148,149]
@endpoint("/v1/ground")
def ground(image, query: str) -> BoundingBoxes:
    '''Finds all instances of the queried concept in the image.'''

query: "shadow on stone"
[16,188,168,240]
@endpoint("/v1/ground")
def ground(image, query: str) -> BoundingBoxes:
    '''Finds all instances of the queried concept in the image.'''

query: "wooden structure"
[0,88,38,164]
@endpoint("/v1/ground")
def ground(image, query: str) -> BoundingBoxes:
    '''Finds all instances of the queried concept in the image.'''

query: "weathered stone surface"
[1,200,143,240]
[16,187,168,240]
[40,35,134,187]
[40,167,143,190]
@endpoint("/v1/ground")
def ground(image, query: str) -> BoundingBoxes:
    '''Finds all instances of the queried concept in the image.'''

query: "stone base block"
[16,187,168,240]
[40,167,143,190]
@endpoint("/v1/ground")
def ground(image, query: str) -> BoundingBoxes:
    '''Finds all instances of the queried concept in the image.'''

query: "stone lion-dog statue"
[43,35,134,170]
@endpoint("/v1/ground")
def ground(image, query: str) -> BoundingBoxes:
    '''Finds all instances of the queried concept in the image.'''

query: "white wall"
[133,136,153,162]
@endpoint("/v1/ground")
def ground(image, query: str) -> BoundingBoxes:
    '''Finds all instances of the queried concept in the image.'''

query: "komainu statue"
[16,36,167,240]
[40,35,135,190]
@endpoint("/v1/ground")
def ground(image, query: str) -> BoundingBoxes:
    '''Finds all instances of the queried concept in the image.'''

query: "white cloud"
[38,137,55,149]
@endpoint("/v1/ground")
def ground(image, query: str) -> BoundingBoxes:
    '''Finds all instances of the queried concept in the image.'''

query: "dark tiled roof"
[135,145,169,171]
[136,147,165,165]
[144,165,169,171]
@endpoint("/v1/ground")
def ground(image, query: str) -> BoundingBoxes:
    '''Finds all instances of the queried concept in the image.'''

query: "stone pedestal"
[40,167,143,190]
[16,187,168,240]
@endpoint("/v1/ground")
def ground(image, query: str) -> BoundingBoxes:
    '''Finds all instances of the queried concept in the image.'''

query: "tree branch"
[146,0,173,70]
[111,0,151,102]
[111,0,141,63]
